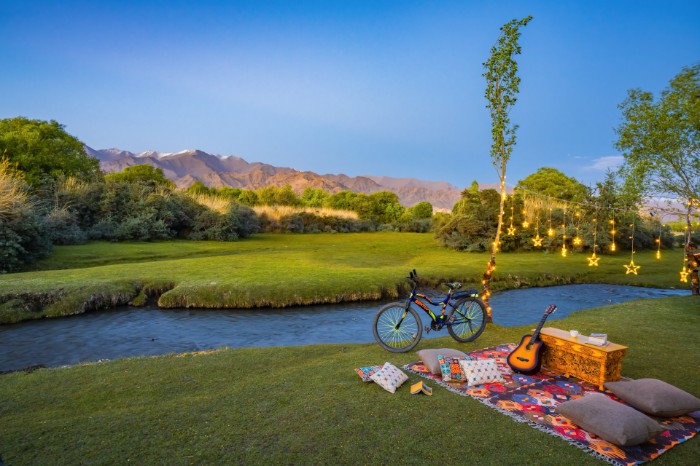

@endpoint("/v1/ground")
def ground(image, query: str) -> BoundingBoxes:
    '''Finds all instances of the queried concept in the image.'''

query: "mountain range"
[85,147,468,210]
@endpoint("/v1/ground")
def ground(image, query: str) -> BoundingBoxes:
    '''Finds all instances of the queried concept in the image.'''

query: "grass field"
[1,296,698,465]
[0,232,691,324]
[1,233,698,464]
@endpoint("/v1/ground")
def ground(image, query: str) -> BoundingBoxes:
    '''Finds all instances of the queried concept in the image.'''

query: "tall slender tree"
[481,16,532,320]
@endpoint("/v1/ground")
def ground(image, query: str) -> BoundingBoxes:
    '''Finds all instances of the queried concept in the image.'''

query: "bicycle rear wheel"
[447,297,487,343]
[373,302,422,353]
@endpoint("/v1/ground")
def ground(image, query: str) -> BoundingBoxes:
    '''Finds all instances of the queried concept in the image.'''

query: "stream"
[0,284,687,372]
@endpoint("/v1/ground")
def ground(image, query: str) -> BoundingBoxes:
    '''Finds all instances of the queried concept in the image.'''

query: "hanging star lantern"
[507,226,516,236]
[532,234,543,247]
[587,253,599,267]
[573,236,582,246]
[561,244,568,257]
[624,260,640,275]
[522,220,529,228]
[680,266,689,283]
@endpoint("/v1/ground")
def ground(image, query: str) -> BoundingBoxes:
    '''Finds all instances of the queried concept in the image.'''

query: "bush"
[0,210,52,272]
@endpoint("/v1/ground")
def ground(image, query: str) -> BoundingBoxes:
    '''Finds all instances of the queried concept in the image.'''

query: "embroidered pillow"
[370,362,408,394]
[416,348,468,375]
[556,393,665,446]
[604,378,700,417]
[355,365,384,382]
[438,354,466,382]
[459,359,505,386]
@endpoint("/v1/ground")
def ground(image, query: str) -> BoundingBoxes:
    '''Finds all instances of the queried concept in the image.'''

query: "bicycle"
[373,269,487,353]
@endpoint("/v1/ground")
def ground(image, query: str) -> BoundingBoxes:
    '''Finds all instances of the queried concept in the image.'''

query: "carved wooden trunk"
[539,327,628,390]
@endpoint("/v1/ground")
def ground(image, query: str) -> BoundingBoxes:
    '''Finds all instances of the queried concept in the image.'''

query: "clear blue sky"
[2,1,698,188]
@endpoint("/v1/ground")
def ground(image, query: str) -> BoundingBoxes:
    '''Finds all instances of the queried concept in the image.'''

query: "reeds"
[253,205,358,221]
[0,158,30,220]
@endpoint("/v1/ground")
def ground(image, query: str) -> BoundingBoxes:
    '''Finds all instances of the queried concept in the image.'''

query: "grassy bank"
[0,233,692,324]
[1,296,698,465]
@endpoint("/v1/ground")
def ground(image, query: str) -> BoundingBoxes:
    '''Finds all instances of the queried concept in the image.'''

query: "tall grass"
[187,192,231,214]
[254,204,358,221]
[0,158,30,220]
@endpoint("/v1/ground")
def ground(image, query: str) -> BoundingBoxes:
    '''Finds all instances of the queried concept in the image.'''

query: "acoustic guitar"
[506,304,557,375]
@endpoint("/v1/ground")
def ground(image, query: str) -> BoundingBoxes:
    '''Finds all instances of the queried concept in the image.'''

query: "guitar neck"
[530,306,556,344]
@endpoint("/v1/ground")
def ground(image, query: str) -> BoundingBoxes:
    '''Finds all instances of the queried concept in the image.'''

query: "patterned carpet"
[404,343,700,466]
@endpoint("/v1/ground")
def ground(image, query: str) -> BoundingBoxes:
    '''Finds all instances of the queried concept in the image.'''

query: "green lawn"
[1,297,697,465]
[0,233,691,324]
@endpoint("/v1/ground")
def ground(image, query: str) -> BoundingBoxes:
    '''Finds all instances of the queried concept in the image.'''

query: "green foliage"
[615,63,700,245]
[0,117,100,188]
[516,167,590,202]
[301,187,329,207]
[104,164,175,188]
[615,64,700,202]
[409,201,433,219]
[0,210,52,273]
[438,188,502,250]
[483,17,532,171]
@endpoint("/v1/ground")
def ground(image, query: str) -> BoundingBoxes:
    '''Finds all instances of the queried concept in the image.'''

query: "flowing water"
[0,284,687,372]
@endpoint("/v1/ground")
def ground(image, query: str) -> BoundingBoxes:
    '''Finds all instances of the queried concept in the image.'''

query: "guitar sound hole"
[517,357,530,362]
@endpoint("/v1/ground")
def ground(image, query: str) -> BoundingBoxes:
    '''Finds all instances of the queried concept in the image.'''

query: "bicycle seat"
[444,282,462,289]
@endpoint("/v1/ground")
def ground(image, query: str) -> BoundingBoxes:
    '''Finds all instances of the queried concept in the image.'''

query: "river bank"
[0,233,691,324]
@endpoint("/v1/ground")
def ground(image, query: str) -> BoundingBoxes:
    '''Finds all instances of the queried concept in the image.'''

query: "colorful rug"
[404,343,700,466]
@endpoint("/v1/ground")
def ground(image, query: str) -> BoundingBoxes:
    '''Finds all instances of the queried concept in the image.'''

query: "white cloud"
[585,155,625,171]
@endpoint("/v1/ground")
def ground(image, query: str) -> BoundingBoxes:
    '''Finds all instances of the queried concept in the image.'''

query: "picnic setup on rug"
[356,297,700,465]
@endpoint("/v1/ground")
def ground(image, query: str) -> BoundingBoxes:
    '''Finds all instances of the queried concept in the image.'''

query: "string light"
[547,207,554,236]
[532,208,542,247]
[588,216,599,266]
[573,211,583,246]
[610,217,617,252]
[624,216,640,275]
[521,209,529,228]
[561,207,567,257]
[507,203,516,236]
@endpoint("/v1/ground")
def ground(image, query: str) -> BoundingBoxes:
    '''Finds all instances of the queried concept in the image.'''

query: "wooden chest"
[539,327,628,390]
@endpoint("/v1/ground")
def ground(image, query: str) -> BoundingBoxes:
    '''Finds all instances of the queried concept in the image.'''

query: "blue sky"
[1,1,698,188]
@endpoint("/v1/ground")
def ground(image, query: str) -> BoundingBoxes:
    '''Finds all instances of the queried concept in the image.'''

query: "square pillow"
[355,365,384,382]
[370,362,408,394]
[459,359,505,386]
[417,348,468,375]
[556,393,665,446]
[438,355,466,383]
[605,378,700,417]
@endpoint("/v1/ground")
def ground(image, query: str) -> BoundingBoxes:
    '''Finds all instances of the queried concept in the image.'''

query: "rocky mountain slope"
[86,147,464,209]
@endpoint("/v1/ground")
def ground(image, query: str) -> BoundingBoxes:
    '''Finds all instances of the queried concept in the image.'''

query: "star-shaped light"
[522,221,529,228]
[547,228,554,237]
[561,245,568,257]
[587,253,599,267]
[680,267,689,283]
[573,237,582,246]
[507,226,516,236]
[610,243,617,252]
[532,234,543,247]
[624,260,640,275]
[656,250,661,259]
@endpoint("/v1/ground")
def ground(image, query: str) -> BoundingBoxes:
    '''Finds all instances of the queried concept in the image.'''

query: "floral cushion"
[416,348,468,375]
[370,362,409,394]
[355,365,384,382]
[438,354,466,382]
[459,359,505,386]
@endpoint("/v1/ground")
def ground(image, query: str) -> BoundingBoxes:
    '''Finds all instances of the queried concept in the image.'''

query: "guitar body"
[506,304,557,375]
[507,334,545,375]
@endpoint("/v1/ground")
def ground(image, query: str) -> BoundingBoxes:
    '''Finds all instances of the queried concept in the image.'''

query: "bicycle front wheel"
[447,297,487,343]
[373,303,422,353]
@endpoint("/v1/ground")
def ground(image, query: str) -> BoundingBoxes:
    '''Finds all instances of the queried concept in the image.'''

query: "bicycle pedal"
[424,326,431,334]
